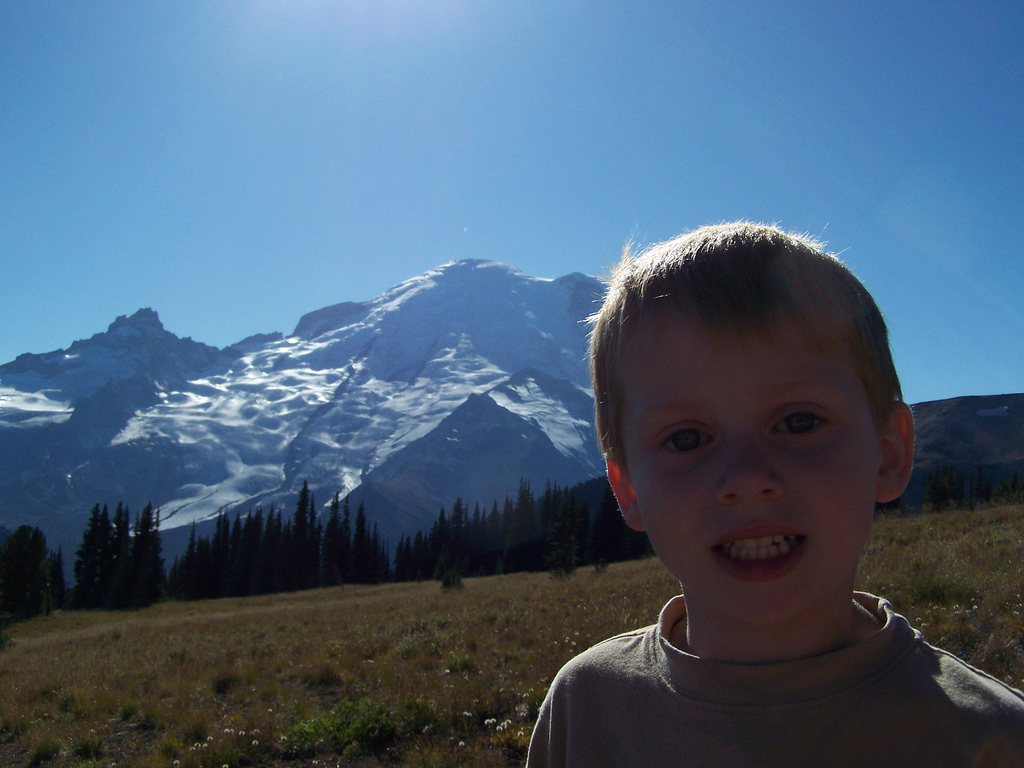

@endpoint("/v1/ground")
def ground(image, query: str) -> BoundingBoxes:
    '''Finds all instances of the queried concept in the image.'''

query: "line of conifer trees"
[165,478,649,602]
[922,466,1023,510]
[165,482,392,601]
[392,480,649,583]
[1,476,651,619]
[0,526,65,619]
[71,501,165,610]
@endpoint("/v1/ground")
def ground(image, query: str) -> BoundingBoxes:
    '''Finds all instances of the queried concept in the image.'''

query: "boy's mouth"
[719,534,803,561]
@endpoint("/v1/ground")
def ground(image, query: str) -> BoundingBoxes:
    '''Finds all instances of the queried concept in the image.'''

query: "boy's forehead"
[615,307,861,393]
[622,305,830,357]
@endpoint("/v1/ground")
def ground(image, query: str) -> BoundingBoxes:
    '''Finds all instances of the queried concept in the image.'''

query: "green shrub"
[283,697,398,757]
[29,735,60,765]
[441,567,464,590]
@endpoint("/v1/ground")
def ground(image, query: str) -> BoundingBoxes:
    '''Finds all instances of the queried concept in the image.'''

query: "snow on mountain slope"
[0,260,606,548]
[0,308,225,403]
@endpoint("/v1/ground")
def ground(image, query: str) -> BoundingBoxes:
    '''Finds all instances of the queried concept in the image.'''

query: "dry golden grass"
[1,503,1022,767]
[0,560,678,767]
[858,503,1024,684]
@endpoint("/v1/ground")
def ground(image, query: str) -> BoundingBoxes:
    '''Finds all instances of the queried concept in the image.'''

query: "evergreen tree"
[322,493,344,586]
[47,548,67,610]
[105,503,133,608]
[411,530,427,580]
[72,504,112,609]
[339,495,353,583]
[545,492,581,575]
[258,506,283,594]
[352,503,370,583]
[370,524,388,584]
[209,511,231,598]
[127,503,164,608]
[0,525,50,618]
[974,467,992,503]
[923,465,966,510]
[587,485,626,564]
[286,481,318,591]
[237,509,265,596]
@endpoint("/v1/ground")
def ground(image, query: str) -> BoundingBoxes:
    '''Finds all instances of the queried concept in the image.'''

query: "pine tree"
[352,503,369,583]
[322,493,344,587]
[128,503,164,608]
[287,481,315,591]
[545,492,580,575]
[587,486,626,564]
[106,503,133,608]
[340,496,353,583]
[238,509,264,596]
[258,506,283,594]
[47,548,67,610]
[72,504,111,609]
[0,526,50,618]
[923,465,966,510]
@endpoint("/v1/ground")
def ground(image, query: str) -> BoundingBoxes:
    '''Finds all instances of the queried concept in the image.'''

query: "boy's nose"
[715,439,783,505]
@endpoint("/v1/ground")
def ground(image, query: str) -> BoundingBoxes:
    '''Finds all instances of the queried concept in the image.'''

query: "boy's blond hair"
[590,222,903,468]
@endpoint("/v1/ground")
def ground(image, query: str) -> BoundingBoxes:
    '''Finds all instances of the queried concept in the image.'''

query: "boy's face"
[606,310,913,662]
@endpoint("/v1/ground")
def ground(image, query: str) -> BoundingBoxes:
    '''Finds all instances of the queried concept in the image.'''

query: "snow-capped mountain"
[0,260,606,553]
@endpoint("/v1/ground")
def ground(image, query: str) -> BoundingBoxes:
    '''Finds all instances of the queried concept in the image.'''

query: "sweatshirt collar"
[653,593,919,706]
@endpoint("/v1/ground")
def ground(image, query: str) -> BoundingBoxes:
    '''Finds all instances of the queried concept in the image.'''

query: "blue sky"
[1,1,1021,405]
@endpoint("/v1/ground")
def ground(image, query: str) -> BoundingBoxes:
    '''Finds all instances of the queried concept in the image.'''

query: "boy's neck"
[670,591,882,664]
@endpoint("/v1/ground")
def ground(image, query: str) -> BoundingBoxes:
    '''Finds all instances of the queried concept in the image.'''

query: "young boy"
[527,223,1024,767]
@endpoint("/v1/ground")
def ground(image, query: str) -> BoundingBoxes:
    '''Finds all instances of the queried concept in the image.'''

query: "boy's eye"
[663,428,705,452]
[778,412,819,434]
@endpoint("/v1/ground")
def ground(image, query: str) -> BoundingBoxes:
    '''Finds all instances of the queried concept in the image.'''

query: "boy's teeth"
[723,535,797,561]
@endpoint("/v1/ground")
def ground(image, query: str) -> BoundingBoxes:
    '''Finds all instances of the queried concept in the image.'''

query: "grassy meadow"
[1,504,1023,767]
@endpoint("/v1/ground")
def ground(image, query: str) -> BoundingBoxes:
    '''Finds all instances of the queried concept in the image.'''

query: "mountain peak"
[107,308,165,337]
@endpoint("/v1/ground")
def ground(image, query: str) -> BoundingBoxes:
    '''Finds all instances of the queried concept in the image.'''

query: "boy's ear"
[875,402,915,504]
[606,459,645,531]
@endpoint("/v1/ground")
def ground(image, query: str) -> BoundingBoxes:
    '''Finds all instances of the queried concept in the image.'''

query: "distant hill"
[904,393,1024,508]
